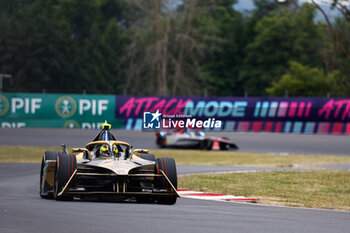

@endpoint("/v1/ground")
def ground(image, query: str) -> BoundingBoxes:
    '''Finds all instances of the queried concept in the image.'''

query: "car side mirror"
[126,146,133,159]
[61,144,68,154]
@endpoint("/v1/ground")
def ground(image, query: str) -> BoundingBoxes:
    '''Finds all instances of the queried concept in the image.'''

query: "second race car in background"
[155,128,238,150]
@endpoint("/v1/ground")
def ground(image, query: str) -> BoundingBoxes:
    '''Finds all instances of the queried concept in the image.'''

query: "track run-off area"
[0,128,349,233]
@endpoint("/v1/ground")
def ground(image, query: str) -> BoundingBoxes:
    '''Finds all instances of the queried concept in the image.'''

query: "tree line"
[0,0,349,97]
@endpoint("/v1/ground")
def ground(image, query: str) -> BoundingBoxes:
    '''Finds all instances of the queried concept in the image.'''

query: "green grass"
[179,171,350,210]
[1,146,350,168]
[0,146,60,163]
[151,149,350,168]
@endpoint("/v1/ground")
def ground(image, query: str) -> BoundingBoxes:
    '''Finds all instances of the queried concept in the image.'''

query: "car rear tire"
[136,153,156,162]
[157,137,166,148]
[156,157,177,205]
[53,152,76,201]
[40,151,57,199]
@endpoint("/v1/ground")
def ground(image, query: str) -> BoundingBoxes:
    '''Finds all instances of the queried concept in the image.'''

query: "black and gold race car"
[39,121,178,204]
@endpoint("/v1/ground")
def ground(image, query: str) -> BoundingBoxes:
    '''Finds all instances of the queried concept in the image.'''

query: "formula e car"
[40,121,178,204]
[156,128,238,150]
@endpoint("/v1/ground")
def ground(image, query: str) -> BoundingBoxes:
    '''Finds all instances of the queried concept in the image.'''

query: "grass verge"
[151,149,350,168]
[0,146,60,163]
[1,146,350,167]
[179,171,350,211]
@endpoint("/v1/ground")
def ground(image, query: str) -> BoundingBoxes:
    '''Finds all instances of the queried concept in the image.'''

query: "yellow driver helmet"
[112,145,119,155]
[100,145,109,157]
[99,144,119,157]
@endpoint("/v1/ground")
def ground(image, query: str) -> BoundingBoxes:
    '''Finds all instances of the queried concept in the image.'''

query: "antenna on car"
[92,121,116,141]
[102,120,111,130]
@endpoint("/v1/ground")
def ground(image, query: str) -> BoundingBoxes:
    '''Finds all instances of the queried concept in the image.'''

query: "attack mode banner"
[115,96,350,135]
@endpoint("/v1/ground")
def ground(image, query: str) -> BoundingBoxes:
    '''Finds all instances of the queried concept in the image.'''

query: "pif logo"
[0,95,9,116]
[143,110,161,129]
[63,120,80,128]
[55,96,77,118]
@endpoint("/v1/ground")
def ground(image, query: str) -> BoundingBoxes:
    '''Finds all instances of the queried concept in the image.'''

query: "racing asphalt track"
[1,163,350,233]
[0,127,349,155]
[1,128,350,233]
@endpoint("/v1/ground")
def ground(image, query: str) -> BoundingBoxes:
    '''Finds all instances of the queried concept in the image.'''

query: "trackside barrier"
[1,93,350,134]
[115,96,350,135]
[0,93,123,129]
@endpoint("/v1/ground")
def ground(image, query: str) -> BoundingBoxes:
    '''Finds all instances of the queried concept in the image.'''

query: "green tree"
[266,61,343,97]
[80,19,126,94]
[315,11,350,97]
[2,0,77,92]
[0,0,126,93]
[239,3,323,96]
[311,0,350,57]
[198,0,247,96]
[0,16,17,77]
